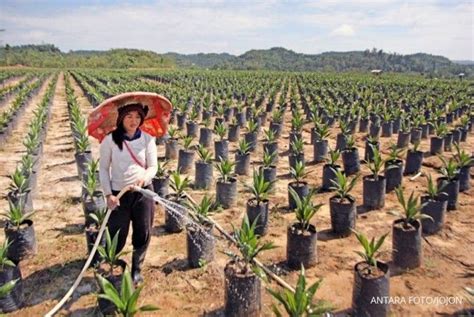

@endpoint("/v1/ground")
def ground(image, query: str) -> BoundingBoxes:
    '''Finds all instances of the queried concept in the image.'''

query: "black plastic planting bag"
[5,220,37,264]
[0,265,24,313]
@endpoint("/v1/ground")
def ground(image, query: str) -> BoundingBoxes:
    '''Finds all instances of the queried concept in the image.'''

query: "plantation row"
[0,68,472,316]
[1,72,58,311]
[0,70,31,87]
[0,73,34,104]
[0,74,51,145]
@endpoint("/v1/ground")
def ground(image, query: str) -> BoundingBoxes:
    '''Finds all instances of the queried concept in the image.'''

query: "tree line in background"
[0,44,472,78]
[0,44,174,69]
[167,47,473,77]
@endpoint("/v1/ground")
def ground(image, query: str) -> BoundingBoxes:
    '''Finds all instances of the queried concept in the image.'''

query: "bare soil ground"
[1,73,472,316]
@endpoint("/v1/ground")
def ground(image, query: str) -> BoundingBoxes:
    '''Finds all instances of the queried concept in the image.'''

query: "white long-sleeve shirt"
[99,131,158,196]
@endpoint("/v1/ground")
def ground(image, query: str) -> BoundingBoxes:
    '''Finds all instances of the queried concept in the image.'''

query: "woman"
[99,103,158,284]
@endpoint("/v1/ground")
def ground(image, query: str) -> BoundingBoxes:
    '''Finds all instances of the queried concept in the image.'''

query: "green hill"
[0,44,471,77]
[0,45,174,68]
[166,47,472,77]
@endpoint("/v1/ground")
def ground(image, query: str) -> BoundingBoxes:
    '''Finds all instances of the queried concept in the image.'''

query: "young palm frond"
[237,139,251,155]
[227,215,276,273]
[288,187,322,232]
[262,149,277,168]
[389,187,433,226]
[97,229,129,275]
[367,145,384,180]
[0,279,19,298]
[169,171,191,197]
[214,121,227,140]
[326,148,340,166]
[0,239,16,270]
[182,136,194,151]
[425,174,445,200]
[267,265,332,317]
[438,156,459,181]
[1,200,35,230]
[290,160,307,184]
[8,167,29,193]
[196,144,213,163]
[245,169,273,203]
[387,143,404,162]
[186,195,219,222]
[352,230,388,274]
[88,207,108,227]
[264,129,276,143]
[155,160,169,178]
[291,136,305,154]
[97,268,158,316]
[215,159,235,183]
[330,169,358,202]
[454,143,474,168]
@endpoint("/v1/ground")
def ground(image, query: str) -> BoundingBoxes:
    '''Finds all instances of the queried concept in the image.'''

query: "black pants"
[110,185,155,259]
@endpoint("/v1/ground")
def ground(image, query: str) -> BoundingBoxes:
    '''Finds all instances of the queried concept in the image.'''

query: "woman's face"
[122,111,142,133]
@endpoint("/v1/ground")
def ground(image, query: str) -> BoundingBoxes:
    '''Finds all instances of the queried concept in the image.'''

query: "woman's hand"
[106,195,120,210]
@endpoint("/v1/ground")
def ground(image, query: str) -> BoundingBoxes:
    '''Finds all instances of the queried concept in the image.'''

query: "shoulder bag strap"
[123,141,147,168]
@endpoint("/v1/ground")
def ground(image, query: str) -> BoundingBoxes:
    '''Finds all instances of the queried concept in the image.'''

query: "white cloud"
[0,0,472,60]
[331,24,355,37]
[296,1,473,59]
[0,2,276,54]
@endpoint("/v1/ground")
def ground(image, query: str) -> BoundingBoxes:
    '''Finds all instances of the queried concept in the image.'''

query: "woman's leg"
[107,190,132,254]
[130,187,155,283]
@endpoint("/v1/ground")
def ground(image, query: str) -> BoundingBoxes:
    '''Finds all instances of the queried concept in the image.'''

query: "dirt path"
[0,76,51,211]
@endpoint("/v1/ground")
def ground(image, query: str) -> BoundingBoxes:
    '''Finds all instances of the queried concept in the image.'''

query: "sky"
[0,0,472,60]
